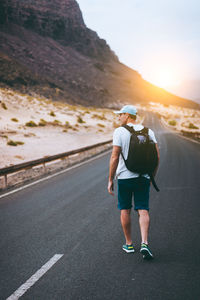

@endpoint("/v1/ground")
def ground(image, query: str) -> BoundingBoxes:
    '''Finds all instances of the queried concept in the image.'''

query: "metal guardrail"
[0,139,112,189]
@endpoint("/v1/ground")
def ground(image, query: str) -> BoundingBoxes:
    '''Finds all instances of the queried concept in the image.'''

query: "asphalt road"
[0,112,200,300]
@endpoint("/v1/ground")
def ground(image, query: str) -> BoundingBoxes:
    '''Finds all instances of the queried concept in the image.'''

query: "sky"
[77,0,200,100]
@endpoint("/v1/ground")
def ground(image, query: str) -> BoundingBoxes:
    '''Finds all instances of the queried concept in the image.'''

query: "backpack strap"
[122,124,135,134]
[149,173,160,192]
[122,125,149,135]
[120,125,134,161]
[142,127,148,134]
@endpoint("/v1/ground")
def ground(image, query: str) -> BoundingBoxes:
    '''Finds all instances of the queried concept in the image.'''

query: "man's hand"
[108,145,121,196]
[108,179,114,196]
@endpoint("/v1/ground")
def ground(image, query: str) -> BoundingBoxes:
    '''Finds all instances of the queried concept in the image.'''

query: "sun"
[149,66,181,89]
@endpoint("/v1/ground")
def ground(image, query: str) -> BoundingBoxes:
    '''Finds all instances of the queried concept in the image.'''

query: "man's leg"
[118,179,134,252]
[138,209,150,244]
[138,209,153,259]
[120,209,132,245]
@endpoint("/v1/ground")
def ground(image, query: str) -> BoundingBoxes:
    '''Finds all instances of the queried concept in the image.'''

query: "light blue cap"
[114,105,137,116]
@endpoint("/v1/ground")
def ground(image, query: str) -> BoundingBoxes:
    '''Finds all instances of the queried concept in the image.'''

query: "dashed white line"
[6,254,64,300]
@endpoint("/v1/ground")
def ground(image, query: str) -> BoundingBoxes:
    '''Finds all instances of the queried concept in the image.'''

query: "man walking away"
[108,105,159,259]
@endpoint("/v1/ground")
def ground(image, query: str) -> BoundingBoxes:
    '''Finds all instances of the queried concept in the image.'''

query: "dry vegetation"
[0,87,126,168]
[149,102,200,141]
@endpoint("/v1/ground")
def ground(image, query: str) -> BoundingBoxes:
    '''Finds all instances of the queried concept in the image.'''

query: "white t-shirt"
[113,123,157,179]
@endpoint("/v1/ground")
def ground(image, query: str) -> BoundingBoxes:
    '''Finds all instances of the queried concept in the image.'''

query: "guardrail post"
[66,156,69,166]
[61,157,68,168]
[4,174,7,189]
[80,151,85,161]
[43,162,46,173]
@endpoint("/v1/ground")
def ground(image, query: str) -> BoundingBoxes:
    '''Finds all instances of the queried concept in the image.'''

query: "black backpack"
[121,125,159,191]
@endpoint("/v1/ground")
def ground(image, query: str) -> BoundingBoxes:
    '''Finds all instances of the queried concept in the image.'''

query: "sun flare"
[149,65,181,89]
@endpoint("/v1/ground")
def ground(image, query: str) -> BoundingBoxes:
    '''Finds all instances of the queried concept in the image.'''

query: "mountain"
[0,0,199,109]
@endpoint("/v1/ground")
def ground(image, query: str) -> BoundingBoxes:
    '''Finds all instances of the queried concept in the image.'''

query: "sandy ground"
[148,102,200,134]
[0,88,120,168]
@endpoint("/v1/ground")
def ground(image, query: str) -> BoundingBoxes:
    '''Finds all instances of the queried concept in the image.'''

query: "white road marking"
[0,149,111,199]
[6,254,63,300]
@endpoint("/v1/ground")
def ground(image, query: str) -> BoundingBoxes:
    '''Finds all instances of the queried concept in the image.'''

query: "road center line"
[6,254,64,300]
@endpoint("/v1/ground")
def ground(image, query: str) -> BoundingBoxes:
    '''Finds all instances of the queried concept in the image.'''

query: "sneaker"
[140,243,154,259]
[122,244,135,253]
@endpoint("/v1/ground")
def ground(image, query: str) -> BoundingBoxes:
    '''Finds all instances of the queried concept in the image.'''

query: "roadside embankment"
[148,102,200,143]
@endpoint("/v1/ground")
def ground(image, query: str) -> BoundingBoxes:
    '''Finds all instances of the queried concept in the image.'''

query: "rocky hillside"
[0,0,199,109]
[0,0,116,61]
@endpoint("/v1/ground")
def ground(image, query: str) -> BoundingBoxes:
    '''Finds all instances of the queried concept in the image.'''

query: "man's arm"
[108,145,121,195]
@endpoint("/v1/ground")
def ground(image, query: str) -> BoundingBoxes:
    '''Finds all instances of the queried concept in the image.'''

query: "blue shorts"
[117,177,150,210]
